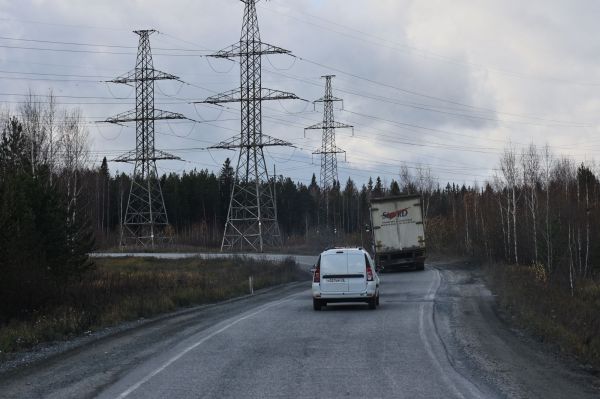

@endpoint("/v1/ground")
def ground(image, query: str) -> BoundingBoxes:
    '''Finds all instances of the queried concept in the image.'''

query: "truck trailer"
[369,194,427,271]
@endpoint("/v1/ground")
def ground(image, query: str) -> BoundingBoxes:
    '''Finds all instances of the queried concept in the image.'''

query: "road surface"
[0,259,598,398]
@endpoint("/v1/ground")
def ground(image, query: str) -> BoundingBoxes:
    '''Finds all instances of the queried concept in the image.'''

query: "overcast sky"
[1,0,600,188]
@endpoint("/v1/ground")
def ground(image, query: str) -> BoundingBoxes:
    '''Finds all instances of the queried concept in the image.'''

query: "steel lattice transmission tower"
[305,75,353,226]
[105,30,186,248]
[197,0,300,252]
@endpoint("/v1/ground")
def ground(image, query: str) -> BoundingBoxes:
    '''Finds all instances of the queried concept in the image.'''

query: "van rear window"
[321,253,347,274]
[347,253,366,274]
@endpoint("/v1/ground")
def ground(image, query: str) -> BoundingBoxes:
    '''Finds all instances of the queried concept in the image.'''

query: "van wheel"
[313,298,322,311]
[368,297,377,310]
[416,262,425,271]
[376,294,380,306]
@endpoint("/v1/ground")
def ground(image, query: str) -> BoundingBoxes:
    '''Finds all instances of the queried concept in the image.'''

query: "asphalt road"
[1,258,598,398]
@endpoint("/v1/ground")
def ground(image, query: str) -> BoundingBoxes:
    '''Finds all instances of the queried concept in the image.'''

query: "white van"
[311,248,380,310]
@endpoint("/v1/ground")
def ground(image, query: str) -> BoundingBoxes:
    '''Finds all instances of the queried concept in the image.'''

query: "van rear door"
[320,252,349,293]
[347,252,367,292]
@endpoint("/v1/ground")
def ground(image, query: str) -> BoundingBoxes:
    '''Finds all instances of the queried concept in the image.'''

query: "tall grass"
[488,263,600,368]
[0,256,307,355]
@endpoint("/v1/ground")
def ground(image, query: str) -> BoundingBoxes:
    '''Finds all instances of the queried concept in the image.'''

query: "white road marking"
[116,293,300,398]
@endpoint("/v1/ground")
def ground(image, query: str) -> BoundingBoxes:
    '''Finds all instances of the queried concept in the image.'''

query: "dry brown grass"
[487,263,600,368]
[0,256,307,355]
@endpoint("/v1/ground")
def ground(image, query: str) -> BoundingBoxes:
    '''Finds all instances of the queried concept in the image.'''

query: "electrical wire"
[205,57,236,74]
[155,80,186,98]
[261,1,600,87]
[192,103,226,122]
[276,98,312,114]
[265,54,297,71]
[0,35,208,52]
[94,123,124,141]
[104,81,134,99]
[165,120,198,139]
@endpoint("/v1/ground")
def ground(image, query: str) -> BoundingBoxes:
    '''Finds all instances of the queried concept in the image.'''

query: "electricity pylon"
[197,0,299,252]
[105,30,186,248]
[305,75,353,230]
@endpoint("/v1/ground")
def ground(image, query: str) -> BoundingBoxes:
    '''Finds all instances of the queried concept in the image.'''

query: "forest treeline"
[428,145,599,294]
[0,95,94,323]
[1,94,599,323]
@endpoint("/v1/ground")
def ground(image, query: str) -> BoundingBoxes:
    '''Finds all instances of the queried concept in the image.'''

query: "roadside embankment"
[486,262,600,370]
[0,256,308,357]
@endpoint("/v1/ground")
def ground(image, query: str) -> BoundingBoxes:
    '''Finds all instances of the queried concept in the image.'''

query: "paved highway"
[1,259,597,398]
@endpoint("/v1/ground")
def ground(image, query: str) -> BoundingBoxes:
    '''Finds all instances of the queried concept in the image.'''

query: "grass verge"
[0,256,308,356]
[487,262,600,369]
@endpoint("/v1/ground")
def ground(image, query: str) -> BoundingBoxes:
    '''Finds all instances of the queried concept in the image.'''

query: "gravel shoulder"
[432,259,600,398]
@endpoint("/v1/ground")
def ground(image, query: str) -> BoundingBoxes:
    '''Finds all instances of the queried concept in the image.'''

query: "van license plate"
[326,278,346,283]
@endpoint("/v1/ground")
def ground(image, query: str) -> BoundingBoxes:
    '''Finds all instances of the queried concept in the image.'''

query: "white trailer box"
[369,195,426,271]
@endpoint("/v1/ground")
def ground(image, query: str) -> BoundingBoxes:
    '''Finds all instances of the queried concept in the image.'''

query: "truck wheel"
[416,262,425,271]
[368,297,377,310]
[313,298,322,311]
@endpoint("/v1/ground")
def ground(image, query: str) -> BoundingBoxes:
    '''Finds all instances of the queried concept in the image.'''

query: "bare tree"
[20,91,45,176]
[43,90,59,183]
[500,145,521,264]
[541,144,553,272]
[59,108,90,220]
[554,157,575,201]
[522,143,540,263]
[584,161,594,277]
[416,164,435,231]
[399,164,416,194]
[492,174,509,261]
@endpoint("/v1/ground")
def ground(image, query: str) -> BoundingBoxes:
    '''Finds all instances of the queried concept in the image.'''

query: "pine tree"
[373,177,384,198]
[390,180,401,195]
[0,116,94,320]
[219,158,235,221]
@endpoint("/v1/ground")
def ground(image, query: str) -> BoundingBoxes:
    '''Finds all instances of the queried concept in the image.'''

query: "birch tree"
[522,144,540,263]
[500,145,521,264]
[541,144,553,272]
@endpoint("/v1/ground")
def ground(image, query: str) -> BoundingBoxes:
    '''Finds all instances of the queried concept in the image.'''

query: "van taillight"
[313,265,320,283]
[366,264,374,281]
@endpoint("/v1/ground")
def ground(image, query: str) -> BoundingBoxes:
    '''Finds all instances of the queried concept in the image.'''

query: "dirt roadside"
[431,259,600,398]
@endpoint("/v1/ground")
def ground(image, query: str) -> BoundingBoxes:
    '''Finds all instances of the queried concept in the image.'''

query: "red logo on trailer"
[382,208,409,219]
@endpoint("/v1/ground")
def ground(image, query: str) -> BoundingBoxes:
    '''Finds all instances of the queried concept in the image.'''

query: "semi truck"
[369,194,427,271]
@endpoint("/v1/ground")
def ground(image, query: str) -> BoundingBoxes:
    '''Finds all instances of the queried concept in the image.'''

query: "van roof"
[321,247,366,255]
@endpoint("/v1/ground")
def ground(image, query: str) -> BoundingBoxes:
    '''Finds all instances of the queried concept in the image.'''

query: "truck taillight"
[313,265,320,283]
[366,264,374,281]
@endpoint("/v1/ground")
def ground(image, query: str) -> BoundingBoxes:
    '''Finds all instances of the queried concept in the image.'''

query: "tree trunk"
[512,186,518,265]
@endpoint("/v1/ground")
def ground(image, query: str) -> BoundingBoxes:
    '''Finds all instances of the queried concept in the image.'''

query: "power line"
[0,35,209,52]
[294,56,593,124]
[0,43,207,57]
[216,53,595,127]
[261,1,600,87]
